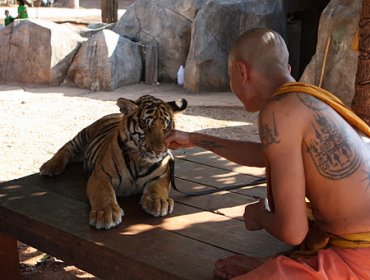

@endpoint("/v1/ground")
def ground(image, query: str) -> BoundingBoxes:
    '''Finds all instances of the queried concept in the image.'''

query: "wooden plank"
[0,232,20,280]
[0,174,291,280]
[172,147,265,177]
[0,181,225,280]
[19,161,266,217]
[0,171,290,257]
[171,180,257,220]
[174,158,266,198]
[3,161,283,255]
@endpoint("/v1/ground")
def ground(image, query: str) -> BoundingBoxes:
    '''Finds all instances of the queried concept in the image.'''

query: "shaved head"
[230,28,289,76]
[227,27,294,112]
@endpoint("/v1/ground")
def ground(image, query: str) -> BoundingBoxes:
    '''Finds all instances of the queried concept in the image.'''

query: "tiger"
[40,95,187,230]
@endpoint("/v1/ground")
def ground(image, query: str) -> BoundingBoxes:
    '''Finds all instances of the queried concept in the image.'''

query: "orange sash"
[273,82,370,136]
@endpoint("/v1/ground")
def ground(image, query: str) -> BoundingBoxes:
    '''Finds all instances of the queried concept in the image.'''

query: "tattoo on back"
[305,113,362,180]
[259,113,280,148]
[298,94,327,111]
[361,160,370,192]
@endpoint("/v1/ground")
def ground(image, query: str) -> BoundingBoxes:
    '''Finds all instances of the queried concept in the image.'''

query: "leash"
[169,155,266,196]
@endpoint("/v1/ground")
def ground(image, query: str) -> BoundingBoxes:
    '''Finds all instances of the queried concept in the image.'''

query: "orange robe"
[232,247,370,280]
[234,82,370,279]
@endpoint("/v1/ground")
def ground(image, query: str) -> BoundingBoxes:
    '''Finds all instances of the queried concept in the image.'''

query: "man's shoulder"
[259,92,315,137]
[262,92,306,115]
[264,92,329,114]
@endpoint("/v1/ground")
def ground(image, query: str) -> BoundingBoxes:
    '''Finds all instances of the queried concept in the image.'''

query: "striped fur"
[40,95,187,229]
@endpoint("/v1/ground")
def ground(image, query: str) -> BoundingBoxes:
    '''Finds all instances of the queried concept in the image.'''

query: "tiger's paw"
[141,192,174,217]
[89,203,124,230]
[39,157,67,177]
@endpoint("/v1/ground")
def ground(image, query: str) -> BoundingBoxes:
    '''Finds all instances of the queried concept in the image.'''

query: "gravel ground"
[0,83,260,279]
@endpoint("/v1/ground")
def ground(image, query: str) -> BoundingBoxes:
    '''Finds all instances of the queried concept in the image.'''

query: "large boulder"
[113,0,206,82]
[0,19,84,85]
[185,0,286,92]
[65,29,142,91]
[300,0,362,106]
[113,0,285,91]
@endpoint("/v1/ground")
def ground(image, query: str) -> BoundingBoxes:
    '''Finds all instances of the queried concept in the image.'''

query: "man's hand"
[164,129,193,150]
[243,199,268,231]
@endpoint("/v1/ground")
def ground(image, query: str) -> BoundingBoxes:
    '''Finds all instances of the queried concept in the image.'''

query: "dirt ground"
[0,1,260,279]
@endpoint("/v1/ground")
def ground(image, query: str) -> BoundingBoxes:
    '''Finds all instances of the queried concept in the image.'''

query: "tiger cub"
[40,95,187,230]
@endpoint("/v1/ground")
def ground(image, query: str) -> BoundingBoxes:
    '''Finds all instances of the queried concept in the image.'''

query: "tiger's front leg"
[40,146,72,176]
[87,168,124,230]
[141,176,174,217]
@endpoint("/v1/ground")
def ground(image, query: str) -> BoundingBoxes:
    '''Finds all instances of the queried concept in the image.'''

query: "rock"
[113,0,206,82]
[113,0,285,91]
[66,29,142,91]
[80,22,114,38]
[185,0,286,92]
[0,19,84,85]
[299,0,362,106]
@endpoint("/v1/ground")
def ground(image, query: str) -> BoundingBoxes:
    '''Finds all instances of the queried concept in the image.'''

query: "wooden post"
[0,232,20,280]
[145,42,159,85]
[101,0,118,23]
[351,0,370,125]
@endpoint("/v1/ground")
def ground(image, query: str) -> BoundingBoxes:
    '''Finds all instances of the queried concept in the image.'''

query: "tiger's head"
[117,95,187,162]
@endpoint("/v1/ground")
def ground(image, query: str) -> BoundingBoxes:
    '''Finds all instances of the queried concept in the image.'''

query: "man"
[164,28,370,279]
[4,10,14,26]
[16,0,29,19]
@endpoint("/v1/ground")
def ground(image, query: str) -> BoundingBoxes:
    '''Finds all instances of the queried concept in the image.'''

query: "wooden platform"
[0,148,291,280]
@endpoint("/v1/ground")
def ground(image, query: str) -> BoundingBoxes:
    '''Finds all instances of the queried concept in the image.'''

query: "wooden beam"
[0,232,20,280]
[101,0,118,23]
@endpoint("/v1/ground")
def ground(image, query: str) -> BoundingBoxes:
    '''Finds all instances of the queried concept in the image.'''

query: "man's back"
[262,92,370,236]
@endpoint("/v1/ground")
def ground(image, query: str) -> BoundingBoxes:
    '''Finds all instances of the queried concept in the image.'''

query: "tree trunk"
[351,0,370,125]
[101,0,118,23]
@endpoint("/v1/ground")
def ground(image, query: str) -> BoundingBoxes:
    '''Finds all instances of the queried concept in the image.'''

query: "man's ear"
[288,64,292,73]
[236,61,248,82]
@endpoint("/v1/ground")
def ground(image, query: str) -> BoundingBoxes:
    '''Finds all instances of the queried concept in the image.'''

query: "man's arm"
[164,130,265,167]
[246,97,309,245]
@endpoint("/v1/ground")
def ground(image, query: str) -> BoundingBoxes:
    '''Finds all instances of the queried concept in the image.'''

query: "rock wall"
[66,29,142,91]
[1,0,360,95]
[0,19,84,85]
[113,0,206,82]
[114,0,285,92]
[185,0,285,92]
[299,0,362,106]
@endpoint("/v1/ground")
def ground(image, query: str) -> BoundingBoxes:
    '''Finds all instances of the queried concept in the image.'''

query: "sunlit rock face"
[114,0,285,92]
[0,19,84,85]
[185,0,285,92]
[300,0,362,106]
[113,0,205,83]
[65,29,142,91]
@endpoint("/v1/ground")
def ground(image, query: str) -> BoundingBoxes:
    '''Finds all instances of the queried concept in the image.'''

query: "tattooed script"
[299,95,362,180]
[259,113,280,148]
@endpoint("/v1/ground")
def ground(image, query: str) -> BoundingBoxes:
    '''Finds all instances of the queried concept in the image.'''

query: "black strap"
[169,156,266,197]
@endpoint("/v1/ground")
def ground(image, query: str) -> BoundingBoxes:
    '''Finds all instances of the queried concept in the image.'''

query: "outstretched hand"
[164,129,193,150]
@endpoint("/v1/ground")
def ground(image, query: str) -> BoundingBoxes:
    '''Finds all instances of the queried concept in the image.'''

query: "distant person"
[4,10,14,26]
[16,0,29,19]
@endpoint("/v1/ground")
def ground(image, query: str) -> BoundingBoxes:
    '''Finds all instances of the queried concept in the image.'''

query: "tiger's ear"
[116,98,138,115]
[167,98,188,113]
